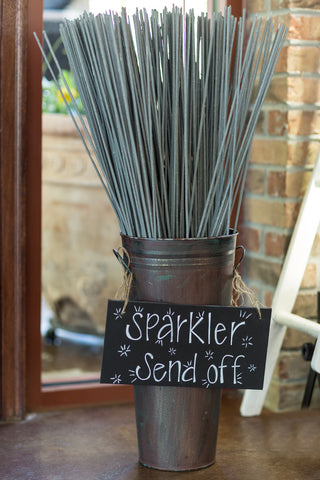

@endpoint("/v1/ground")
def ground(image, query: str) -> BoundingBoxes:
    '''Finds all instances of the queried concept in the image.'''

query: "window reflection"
[41,0,207,386]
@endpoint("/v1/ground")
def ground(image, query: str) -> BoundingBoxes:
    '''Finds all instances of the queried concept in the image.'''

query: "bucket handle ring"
[113,247,132,275]
[234,245,245,273]
[113,247,132,314]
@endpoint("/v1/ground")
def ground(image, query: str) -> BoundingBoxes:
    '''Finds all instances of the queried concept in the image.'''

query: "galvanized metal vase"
[121,232,238,471]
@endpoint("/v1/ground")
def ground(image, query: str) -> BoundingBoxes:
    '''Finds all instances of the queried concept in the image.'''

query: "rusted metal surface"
[121,232,237,471]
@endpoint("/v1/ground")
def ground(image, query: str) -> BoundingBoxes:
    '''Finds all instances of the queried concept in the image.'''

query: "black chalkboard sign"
[100,300,271,389]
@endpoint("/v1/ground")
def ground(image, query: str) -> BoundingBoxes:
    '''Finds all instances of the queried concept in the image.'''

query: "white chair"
[241,149,320,416]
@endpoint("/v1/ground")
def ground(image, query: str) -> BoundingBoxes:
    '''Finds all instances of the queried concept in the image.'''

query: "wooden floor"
[1,391,320,480]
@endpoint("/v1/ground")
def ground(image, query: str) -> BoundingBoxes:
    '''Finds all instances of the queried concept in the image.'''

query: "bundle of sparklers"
[36,7,287,239]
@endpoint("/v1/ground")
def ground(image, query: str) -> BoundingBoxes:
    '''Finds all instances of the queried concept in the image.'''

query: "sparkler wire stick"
[36,8,287,239]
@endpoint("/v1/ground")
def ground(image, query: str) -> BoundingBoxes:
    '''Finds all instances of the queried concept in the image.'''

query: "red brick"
[288,110,320,136]
[267,170,311,198]
[245,197,284,226]
[243,255,282,287]
[293,292,318,318]
[288,77,320,104]
[264,76,287,104]
[288,141,320,166]
[242,227,261,253]
[250,139,288,166]
[264,77,320,105]
[267,171,286,197]
[272,0,320,8]
[275,47,288,73]
[255,111,266,135]
[288,14,320,42]
[283,327,314,349]
[287,46,320,74]
[244,197,301,228]
[265,231,290,257]
[264,290,274,308]
[268,110,288,136]
[278,351,310,381]
[287,171,311,197]
[311,233,320,255]
[270,0,288,8]
[245,169,265,194]
[246,0,267,13]
[301,263,317,288]
[285,201,301,228]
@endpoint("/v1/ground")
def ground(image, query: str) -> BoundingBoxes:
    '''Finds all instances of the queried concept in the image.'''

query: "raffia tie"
[232,269,262,319]
[114,247,132,314]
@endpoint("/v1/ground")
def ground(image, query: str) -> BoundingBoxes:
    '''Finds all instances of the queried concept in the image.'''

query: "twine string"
[232,246,262,318]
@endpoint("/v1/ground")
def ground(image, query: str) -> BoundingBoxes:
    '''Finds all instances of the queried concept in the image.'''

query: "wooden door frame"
[0,0,133,420]
[0,0,29,421]
[0,0,244,421]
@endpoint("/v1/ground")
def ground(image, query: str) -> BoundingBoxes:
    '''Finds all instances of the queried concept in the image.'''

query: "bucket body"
[121,232,237,471]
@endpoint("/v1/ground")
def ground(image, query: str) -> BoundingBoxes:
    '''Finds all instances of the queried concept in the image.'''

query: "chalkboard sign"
[100,300,271,389]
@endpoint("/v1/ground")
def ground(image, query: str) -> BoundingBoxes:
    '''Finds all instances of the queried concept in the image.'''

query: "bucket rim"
[121,229,238,243]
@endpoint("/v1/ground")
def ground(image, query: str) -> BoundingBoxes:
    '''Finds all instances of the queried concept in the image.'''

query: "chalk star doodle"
[166,307,175,317]
[202,378,211,388]
[118,344,131,357]
[113,307,123,320]
[134,305,144,313]
[183,360,193,368]
[248,364,257,373]
[205,350,214,361]
[196,311,205,321]
[129,369,137,383]
[168,347,176,356]
[110,374,122,384]
[242,335,253,348]
[239,310,253,320]
[236,372,243,385]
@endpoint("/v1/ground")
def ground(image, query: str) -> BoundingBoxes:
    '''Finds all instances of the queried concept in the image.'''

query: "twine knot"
[231,245,262,318]
[232,269,262,319]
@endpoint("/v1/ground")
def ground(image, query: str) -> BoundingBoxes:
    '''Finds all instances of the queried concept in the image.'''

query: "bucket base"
[139,458,215,472]
[134,385,221,472]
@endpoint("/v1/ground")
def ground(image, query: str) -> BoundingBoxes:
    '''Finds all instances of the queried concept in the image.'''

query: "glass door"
[41,0,210,388]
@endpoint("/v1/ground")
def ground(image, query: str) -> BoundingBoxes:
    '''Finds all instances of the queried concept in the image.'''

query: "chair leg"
[301,367,317,409]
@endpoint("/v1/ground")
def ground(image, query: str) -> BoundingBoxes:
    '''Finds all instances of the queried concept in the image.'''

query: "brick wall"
[242,1,320,411]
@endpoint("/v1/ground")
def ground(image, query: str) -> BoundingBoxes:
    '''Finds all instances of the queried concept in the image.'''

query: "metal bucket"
[121,232,238,471]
